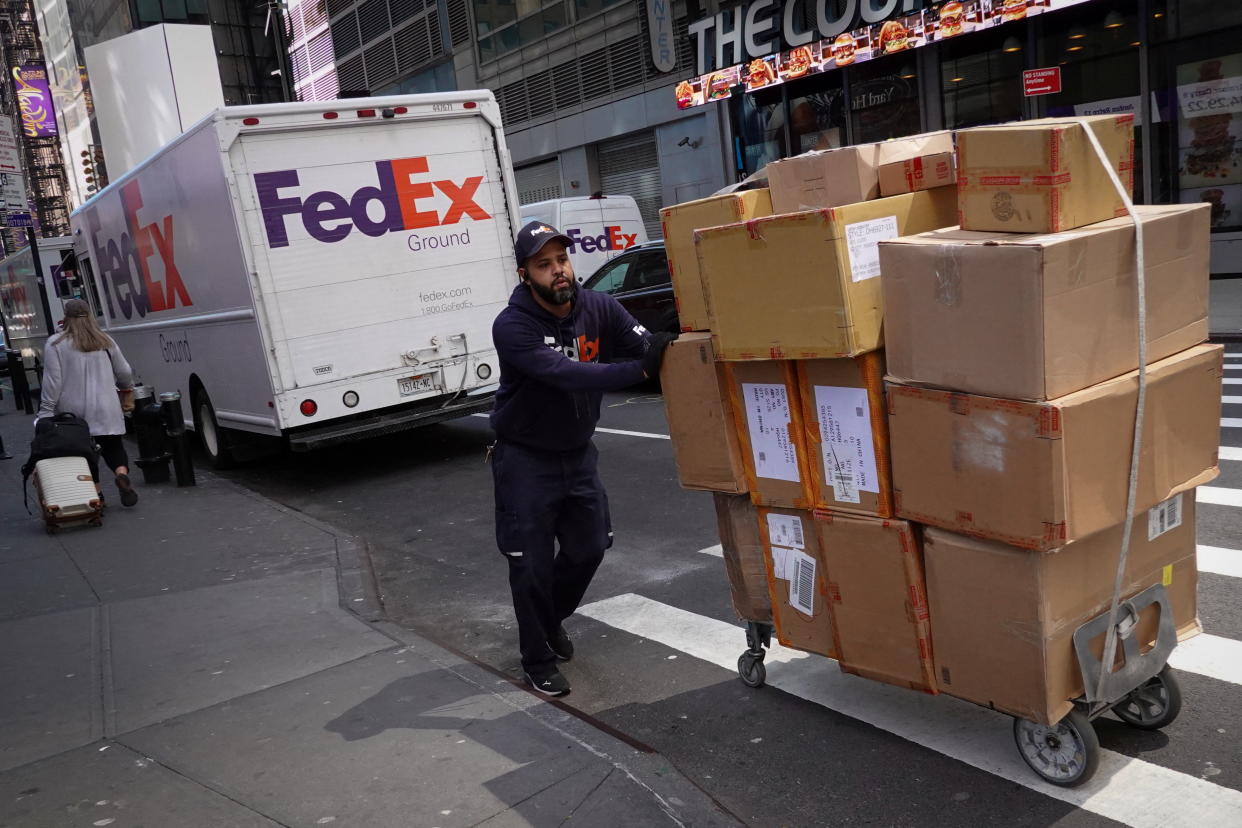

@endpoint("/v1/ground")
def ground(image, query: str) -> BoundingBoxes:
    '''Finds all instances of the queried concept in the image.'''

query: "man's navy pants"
[491,439,612,670]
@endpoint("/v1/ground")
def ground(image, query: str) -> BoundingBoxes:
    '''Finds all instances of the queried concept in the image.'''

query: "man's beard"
[531,276,576,306]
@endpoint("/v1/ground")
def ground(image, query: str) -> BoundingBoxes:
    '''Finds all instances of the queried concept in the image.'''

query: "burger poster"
[1177,54,1242,226]
[672,0,1094,110]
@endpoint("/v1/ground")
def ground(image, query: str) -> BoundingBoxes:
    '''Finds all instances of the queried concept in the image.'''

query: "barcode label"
[789,549,816,616]
[742,382,800,482]
[767,514,805,549]
[1147,493,1184,541]
[814,385,877,504]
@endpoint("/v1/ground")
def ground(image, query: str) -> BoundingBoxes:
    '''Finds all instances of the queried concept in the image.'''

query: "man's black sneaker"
[549,625,574,661]
[524,665,570,696]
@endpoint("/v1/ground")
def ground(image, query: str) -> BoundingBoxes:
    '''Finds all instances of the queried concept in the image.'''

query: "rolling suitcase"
[34,456,103,532]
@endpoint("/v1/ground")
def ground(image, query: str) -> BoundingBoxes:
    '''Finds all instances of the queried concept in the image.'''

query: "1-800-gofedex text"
[254,157,492,249]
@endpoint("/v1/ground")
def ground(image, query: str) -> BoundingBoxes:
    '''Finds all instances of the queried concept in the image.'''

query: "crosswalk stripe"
[1225,397,1242,405]
[578,593,1242,828]
[1222,446,1242,462]
[698,544,723,557]
[1168,634,1242,686]
[1199,545,1242,579]
[1198,486,1242,507]
[1224,419,1242,428]
[1225,378,1242,385]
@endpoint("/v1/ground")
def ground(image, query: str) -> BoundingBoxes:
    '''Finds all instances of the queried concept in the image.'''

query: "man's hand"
[642,332,677,379]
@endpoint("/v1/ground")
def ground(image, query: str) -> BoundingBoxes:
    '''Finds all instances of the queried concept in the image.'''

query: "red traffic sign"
[1023,67,1062,97]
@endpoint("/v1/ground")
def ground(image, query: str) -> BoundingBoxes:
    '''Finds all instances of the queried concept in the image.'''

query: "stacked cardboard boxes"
[877,116,1219,723]
[660,133,960,688]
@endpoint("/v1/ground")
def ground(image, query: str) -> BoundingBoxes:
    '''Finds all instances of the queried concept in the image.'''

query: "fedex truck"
[519,195,648,282]
[70,92,521,467]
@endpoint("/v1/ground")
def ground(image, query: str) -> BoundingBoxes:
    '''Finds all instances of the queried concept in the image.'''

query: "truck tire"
[193,388,237,469]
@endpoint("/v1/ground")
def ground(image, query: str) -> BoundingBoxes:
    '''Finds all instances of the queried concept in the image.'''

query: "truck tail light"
[342,391,360,408]
[356,109,376,118]
[323,112,339,120]
[300,399,318,416]
[242,117,260,125]
[476,363,492,380]
[393,106,408,114]
[463,101,478,109]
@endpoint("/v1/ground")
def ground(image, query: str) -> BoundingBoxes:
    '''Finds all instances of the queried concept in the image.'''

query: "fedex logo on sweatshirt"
[85,180,194,321]
[254,157,491,249]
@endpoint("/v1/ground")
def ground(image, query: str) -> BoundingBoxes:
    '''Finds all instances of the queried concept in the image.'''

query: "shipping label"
[1147,493,1184,541]
[788,547,817,617]
[814,385,878,503]
[766,513,805,549]
[844,215,899,283]
[742,382,800,482]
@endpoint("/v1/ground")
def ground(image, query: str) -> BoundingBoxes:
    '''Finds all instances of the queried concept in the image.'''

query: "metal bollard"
[132,385,172,484]
[6,349,33,414]
[159,391,196,487]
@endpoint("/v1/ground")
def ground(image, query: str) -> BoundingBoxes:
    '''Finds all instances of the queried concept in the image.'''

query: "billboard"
[13,64,58,137]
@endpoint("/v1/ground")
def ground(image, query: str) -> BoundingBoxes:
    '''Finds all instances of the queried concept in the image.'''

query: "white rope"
[1075,121,1147,706]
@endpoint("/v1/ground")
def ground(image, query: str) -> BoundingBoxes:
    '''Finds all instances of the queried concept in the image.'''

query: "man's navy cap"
[514,220,573,269]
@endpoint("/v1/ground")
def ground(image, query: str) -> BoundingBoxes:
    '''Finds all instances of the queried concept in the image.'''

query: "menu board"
[675,0,1095,110]
[1176,54,1242,230]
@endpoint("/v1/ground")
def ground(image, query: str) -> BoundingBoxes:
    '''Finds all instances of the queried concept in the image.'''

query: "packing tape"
[934,245,962,307]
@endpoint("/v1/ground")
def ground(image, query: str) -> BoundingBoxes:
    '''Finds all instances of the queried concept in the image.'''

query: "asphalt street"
[218,354,1242,828]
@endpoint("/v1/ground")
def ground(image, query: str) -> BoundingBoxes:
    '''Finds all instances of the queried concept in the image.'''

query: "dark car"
[580,241,679,334]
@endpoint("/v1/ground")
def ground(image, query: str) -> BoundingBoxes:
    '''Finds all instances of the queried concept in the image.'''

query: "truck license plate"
[398,374,435,396]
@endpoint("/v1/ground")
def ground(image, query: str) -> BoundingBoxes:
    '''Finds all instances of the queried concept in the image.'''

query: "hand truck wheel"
[737,651,766,688]
[1112,664,1182,731]
[1013,708,1100,788]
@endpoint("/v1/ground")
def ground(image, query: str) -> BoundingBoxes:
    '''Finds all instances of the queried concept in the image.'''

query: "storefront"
[675,0,1242,272]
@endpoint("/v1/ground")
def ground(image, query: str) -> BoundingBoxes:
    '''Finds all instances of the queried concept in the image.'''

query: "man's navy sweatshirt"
[490,283,649,451]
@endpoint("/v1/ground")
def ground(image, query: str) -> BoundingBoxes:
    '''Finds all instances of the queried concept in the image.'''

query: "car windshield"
[583,254,634,293]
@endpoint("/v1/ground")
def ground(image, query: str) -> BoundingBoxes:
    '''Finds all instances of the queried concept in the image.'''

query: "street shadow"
[323,670,667,826]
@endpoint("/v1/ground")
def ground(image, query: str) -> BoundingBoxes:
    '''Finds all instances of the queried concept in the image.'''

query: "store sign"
[675,0,1095,110]
[0,115,19,174]
[1022,67,1062,96]
[6,212,32,228]
[12,65,57,138]
[1176,74,1242,118]
[0,172,26,212]
[646,0,677,74]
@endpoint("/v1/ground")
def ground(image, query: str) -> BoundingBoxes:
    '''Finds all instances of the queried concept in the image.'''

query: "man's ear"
[517,267,528,283]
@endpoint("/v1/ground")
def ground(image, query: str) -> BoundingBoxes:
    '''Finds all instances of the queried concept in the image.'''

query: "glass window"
[584,255,631,293]
[941,24,1026,130]
[849,52,922,143]
[618,250,670,292]
[475,0,517,37]
[786,71,847,153]
[733,85,784,176]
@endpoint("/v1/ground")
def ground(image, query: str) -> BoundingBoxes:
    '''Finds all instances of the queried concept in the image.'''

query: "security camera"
[677,136,690,146]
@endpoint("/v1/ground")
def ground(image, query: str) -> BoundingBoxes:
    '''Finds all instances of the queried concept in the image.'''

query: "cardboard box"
[724,360,813,509]
[661,333,747,493]
[767,144,880,214]
[925,493,1200,725]
[957,115,1135,233]
[889,344,1223,551]
[758,507,837,658]
[795,353,893,517]
[880,203,1211,401]
[714,492,771,623]
[696,188,957,360]
[660,189,773,332]
[815,513,935,693]
[879,151,956,197]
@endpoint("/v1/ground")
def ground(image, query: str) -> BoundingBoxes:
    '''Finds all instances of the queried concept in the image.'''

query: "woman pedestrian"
[37,298,138,506]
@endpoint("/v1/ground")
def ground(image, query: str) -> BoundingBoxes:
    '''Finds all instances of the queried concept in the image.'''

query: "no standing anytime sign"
[1023,67,1063,97]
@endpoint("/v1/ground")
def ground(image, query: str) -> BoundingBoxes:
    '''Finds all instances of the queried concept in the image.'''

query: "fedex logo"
[86,180,193,321]
[255,157,491,249]
[565,226,638,255]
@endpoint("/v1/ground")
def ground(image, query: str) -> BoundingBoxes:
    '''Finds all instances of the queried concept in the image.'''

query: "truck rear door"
[228,104,517,406]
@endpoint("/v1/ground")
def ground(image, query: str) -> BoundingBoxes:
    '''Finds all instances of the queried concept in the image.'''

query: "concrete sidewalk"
[0,409,737,827]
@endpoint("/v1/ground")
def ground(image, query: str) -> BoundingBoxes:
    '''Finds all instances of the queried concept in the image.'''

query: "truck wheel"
[193,388,236,469]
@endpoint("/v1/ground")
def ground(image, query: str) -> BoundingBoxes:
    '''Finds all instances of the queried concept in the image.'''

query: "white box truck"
[70,92,520,466]
[519,195,648,282]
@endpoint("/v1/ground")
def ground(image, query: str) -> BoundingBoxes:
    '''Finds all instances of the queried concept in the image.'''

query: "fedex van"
[71,91,521,467]
[519,195,648,281]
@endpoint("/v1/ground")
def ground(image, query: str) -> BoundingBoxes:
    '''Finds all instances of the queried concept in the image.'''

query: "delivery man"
[490,220,674,695]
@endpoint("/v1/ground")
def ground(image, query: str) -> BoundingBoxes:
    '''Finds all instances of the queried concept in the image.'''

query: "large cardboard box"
[816,513,935,693]
[660,189,773,332]
[880,203,1211,401]
[767,144,880,213]
[661,333,747,493]
[724,360,813,509]
[925,493,1200,725]
[697,188,957,360]
[889,344,1223,551]
[758,507,836,658]
[956,115,1134,233]
[714,493,771,623]
[795,353,893,517]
